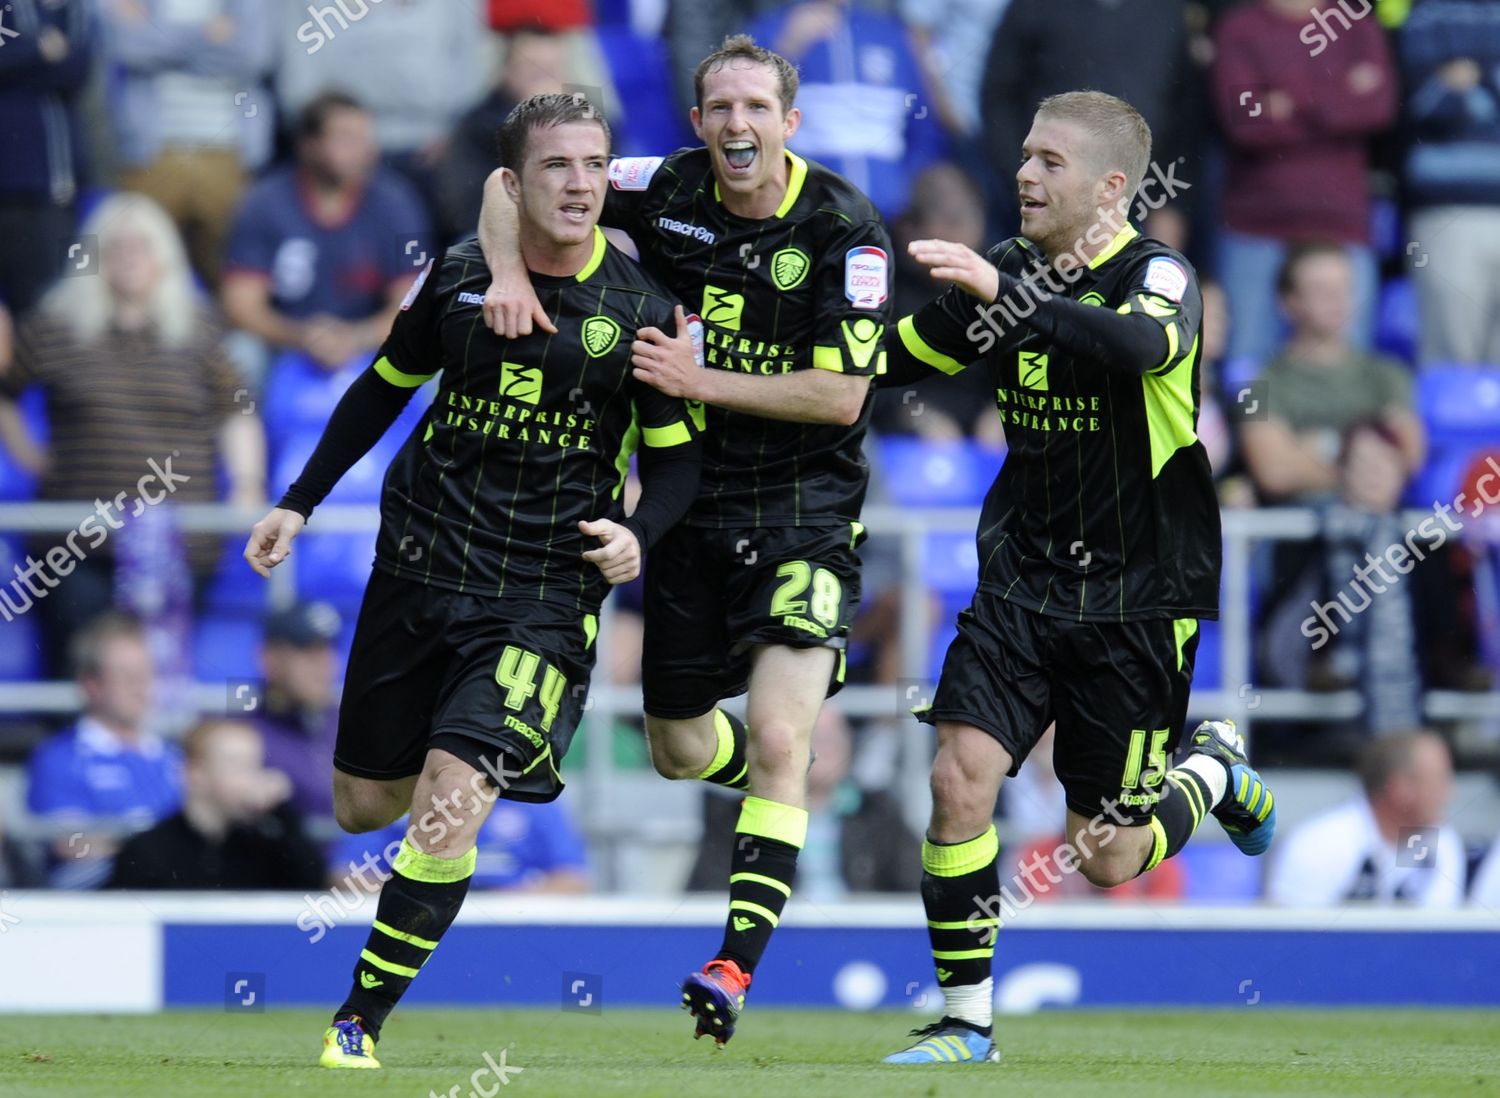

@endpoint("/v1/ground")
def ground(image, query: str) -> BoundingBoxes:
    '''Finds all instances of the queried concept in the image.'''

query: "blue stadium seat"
[923,529,979,595]
[291,529,377,613]
[191,613,263,682]
[1410,368,1500,508]
[878,438,1001,508]
[0,388,49,501]
[1193,618,1222,690]
[202,538,269,615]
[0,536,44,680]
[1374,277,1418,366]
[595,27,695,157]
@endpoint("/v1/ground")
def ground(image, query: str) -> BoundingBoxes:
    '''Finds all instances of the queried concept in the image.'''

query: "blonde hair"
[41,192,199,349]
[1035,91,1152,204]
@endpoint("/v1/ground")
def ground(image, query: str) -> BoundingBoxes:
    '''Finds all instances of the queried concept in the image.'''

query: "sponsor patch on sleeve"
[608,157,663,191]
[1142,256,1188,303]
[844,246,889,310]
[399,259,432,310]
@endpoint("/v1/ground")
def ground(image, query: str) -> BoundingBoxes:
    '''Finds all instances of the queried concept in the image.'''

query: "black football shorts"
[919,590,1201,825]
[335,569,596,802]
[641,523,865,719]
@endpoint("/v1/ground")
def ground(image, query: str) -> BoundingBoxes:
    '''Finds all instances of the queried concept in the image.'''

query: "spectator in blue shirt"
[747,0,954,218]
[221,90,430,373]
[330,799,590,895]
[25,611,182,888]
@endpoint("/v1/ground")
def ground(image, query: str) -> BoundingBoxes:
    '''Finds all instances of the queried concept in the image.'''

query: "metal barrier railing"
[0,502,1496,884]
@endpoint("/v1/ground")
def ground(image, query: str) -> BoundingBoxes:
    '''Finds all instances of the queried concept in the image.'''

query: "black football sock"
[715,795,806,975]
[1136,766,1216,876]
[333,839,474,1041]
[694,709,751,790]
[922,825,999,1034]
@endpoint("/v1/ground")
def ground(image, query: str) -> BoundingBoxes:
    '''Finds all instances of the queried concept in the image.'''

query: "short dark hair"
[297,89,366,141]
[496,92,611,174]
[69,610,145,680]
[1356,730,1442,797]
[1276,241,1347,297]
[693,34,799,114]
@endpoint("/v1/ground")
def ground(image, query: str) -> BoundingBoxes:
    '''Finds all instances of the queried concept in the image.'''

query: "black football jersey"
[604,148,892,527]
[891,225,1220,621]
[369,233,698,613]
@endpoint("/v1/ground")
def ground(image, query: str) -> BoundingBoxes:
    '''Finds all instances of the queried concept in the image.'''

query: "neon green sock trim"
[730,871,792,898]
[931,948,993,961]
[359,948,420,978]
[729,899,781,927]
[1142,816,1169,873]
[694,710,738,780]
[372,919,439,950]
[392,838,476,883]
[737,796,808,849]
[922,825,998,877]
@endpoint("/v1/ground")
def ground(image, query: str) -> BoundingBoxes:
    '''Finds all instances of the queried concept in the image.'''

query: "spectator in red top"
[1212,0,1397,370]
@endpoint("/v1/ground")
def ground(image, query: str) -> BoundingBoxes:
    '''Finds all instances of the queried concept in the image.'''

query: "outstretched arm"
[478,168,556,340]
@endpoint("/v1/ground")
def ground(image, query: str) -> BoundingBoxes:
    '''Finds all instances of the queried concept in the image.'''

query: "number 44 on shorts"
[495,645,567,733]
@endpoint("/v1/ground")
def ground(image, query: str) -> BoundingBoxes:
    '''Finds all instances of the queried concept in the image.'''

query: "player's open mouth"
[1020,196,1046,213]
[560,203,591,223]
[723,141,757,172]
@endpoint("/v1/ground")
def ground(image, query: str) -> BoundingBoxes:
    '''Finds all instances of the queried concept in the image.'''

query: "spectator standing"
[747,0,953,218]
[1399,0,1500,366]
[253,602,342,822]
[0,193,266,672]
[221,92,430,372]
[103,0,275,290]
[1267,730,1464,906]
[0,0,98,315]
[1212,0,1398,367]
[106,718,327,889]
[279,0,486,215]
[25,613,182,888]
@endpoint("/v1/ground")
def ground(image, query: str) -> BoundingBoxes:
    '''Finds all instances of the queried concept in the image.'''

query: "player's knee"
[644,718,709,780]
[1074,847,1139,889]
[334,800,392,834]
[929,749,988,819]
[746,717,807,778]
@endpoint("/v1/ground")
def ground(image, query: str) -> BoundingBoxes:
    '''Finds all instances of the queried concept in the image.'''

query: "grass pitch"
[2,1008,1496,1097]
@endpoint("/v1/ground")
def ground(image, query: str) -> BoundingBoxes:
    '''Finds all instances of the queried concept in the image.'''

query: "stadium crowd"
[0,0,1496,906]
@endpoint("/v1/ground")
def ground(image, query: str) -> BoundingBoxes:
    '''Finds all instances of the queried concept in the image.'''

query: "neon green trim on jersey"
[574,226,607,282]
[392,839,475,883]
[612,407,641,499]
[737,795,809,849]
[730,872,792,898]
[775,151,809,218]
[372,919,439,950]
[897,314,965,375]
[1087,223,1140,270]
[373,355,436,388]
[359,949,420,978]
[729,899,781,927]
[694,710,738,780]
[812,344,844,373]
[582,613,597,649]
[1141,335,1199,478]
[922,825,998,877]
[642,420,692,448]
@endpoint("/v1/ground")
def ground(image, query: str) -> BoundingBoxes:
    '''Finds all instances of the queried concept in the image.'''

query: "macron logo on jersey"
[658,216,716,245]
[456,291,486,306]
[845,246,889,310]
[609,156,663,191]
